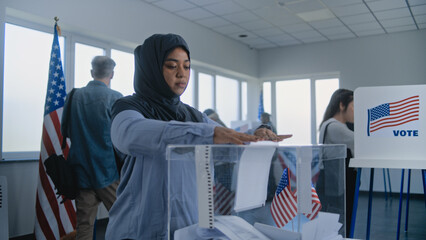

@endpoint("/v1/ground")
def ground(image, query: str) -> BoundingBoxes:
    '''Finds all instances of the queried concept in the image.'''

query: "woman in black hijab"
[105,34,284,239]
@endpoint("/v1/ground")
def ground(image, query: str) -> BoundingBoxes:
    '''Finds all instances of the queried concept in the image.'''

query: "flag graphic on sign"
[271,168,322,228]
[367,95,419,136]
[34,22,76,239]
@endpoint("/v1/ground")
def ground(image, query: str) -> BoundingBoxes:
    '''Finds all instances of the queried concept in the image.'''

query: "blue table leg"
[366,168,374,240]
[405,169,411,232]
[422,169,426,208]
[383,168,388,200]
[387,168,392,198]
[349,168,362,238]
[397,169,405,240]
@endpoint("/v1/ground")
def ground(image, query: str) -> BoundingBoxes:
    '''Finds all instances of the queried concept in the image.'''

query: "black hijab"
[112,34,203,122]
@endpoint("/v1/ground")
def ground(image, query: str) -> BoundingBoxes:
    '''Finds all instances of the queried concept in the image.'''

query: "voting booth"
[349,84,426,240]
[166,144,347,240]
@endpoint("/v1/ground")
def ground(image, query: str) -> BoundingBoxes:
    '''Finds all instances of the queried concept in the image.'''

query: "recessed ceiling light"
[297,9,334,22]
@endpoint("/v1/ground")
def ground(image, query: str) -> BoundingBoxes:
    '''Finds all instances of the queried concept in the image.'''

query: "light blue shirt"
[62,80,122,189]
[105,110,219,240]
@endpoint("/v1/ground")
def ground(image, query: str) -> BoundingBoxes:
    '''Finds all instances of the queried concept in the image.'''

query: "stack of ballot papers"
[175,212,343,240]
[301,212,343,240]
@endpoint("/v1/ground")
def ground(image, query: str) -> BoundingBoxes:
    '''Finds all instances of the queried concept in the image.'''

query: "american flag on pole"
[34,22,76,239]
[270,168,297,228]
[367,95,419,136]
[258,89,264,121]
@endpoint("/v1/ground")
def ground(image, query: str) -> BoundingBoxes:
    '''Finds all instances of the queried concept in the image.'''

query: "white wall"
[258,30,426,193]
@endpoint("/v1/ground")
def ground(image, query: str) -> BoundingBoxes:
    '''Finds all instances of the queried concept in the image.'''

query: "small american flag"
[367,95,419,136]
[214,182,235,215]
[34,23,76,239]
[270,168,297,228]
[303,185,321,220]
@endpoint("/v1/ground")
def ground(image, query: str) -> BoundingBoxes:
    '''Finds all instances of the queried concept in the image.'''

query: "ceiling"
[141,0,426,49]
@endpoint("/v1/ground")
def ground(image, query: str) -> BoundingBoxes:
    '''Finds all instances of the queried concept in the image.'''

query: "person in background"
[61,56,123,239]
[318,88,356,237]
[260,112,277,134]
[203,108,227,127]
[105,33,288,239]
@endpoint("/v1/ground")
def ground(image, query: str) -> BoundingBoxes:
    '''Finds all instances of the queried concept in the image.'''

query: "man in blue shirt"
[62,56,123,240]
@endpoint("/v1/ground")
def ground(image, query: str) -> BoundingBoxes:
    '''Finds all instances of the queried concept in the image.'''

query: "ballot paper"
[233,142,277,212]
[301,212,343,240]
[254,222,301,240]
[174,216,270,240]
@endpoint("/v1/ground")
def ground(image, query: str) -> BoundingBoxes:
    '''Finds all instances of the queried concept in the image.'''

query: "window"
[273,78,339,144]
[180,69,194,106]
[263,82,272,114]
[315,78,339,142]
[241,81,247,120]
[276,79,311,144]
[110,49,134,96]
[2,23,64,156]
[216,75,239,127]
[74,43,104,88]
[198,72,214,112]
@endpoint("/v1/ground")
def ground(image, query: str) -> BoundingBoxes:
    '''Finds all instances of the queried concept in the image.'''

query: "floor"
[11,191,426,240]
[93,192,426,240]
[352,192,426,240]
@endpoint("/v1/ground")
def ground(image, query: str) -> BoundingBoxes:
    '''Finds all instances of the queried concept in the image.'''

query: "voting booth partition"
[166,144,347,240]
[350,84,426,240]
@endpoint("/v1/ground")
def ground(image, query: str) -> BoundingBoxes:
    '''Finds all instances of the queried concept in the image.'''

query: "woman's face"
[162,47,190,96]
[343,100,354,123]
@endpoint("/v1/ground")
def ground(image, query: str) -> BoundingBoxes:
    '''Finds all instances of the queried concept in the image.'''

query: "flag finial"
[54,16,62,36]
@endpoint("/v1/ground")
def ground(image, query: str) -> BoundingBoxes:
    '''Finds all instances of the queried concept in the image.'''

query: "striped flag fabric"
[214,182,235,215]
[35,22,76,239]
[270,168,297,228]
[367,95,419,136]
[271,168,322,228]
[303,185,321,220]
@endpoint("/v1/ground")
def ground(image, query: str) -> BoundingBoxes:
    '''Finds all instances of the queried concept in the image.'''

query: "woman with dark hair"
[319,88,354,153]
[105,34,286,239]
[318,88,355,237]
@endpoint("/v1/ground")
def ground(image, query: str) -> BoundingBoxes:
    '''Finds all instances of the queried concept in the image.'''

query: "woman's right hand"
[213,126,259,145]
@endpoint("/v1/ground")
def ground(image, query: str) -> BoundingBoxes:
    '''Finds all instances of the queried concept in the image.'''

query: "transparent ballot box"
[166,144,347,240]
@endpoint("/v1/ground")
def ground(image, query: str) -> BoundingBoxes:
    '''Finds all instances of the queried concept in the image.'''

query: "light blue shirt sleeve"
[111,110,217,157]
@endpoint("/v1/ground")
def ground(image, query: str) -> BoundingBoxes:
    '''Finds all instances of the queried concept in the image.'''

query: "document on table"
[233,141,277,212]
